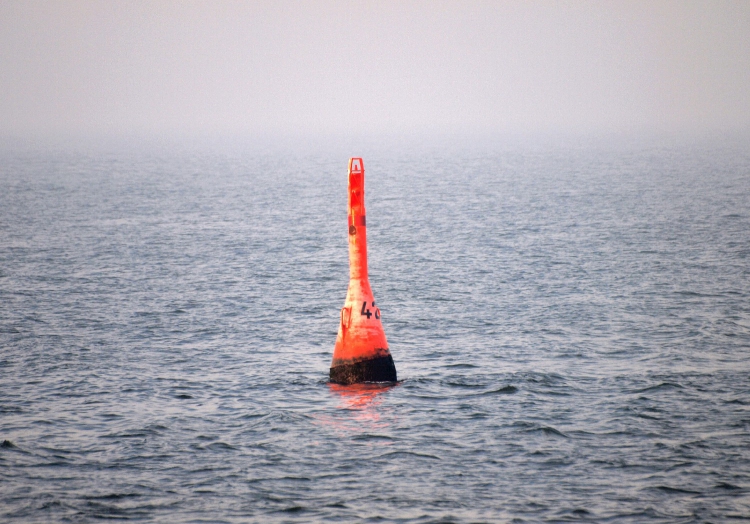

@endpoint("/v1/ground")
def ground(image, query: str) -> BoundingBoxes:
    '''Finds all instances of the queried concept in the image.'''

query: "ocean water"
[1,138,749,522]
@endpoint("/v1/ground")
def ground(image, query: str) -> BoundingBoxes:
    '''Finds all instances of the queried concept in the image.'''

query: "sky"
[1,0,749,141]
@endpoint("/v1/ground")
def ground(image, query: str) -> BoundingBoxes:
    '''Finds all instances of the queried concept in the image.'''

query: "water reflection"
[320,382,398,433]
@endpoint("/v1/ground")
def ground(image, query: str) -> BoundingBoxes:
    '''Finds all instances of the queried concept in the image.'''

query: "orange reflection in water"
[323,382,398,432]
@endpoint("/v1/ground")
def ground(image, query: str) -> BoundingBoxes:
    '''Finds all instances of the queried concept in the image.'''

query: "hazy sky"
[1,0,749,140]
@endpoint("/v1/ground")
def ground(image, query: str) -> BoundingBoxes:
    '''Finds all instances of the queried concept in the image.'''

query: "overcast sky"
[1,0,749,140]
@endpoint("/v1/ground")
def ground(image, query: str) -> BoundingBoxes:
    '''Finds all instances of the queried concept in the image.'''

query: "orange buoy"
[330,158,397,384]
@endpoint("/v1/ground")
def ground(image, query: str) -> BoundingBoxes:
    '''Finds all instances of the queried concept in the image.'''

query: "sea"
[1,135,749,522]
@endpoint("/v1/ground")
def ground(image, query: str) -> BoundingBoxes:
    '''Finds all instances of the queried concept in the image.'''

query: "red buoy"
[329,158,397,384]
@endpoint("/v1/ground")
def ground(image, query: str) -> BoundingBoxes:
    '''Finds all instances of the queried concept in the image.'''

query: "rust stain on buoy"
[329,158,397,384]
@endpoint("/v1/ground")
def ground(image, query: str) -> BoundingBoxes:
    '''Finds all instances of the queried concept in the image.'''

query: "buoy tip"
[349,158,364,175]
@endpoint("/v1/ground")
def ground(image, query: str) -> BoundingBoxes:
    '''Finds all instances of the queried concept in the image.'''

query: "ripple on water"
[2,142,750,522]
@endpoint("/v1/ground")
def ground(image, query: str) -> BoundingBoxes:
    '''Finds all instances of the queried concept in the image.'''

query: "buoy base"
[329,354,397,385]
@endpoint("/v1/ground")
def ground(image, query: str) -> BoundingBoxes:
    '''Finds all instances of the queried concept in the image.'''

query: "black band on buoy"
[329,354,397,384]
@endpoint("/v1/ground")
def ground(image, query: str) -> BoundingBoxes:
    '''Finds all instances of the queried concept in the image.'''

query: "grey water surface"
[1,139,749,522]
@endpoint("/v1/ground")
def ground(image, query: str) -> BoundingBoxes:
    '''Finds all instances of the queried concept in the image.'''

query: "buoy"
[330,158,397,384]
